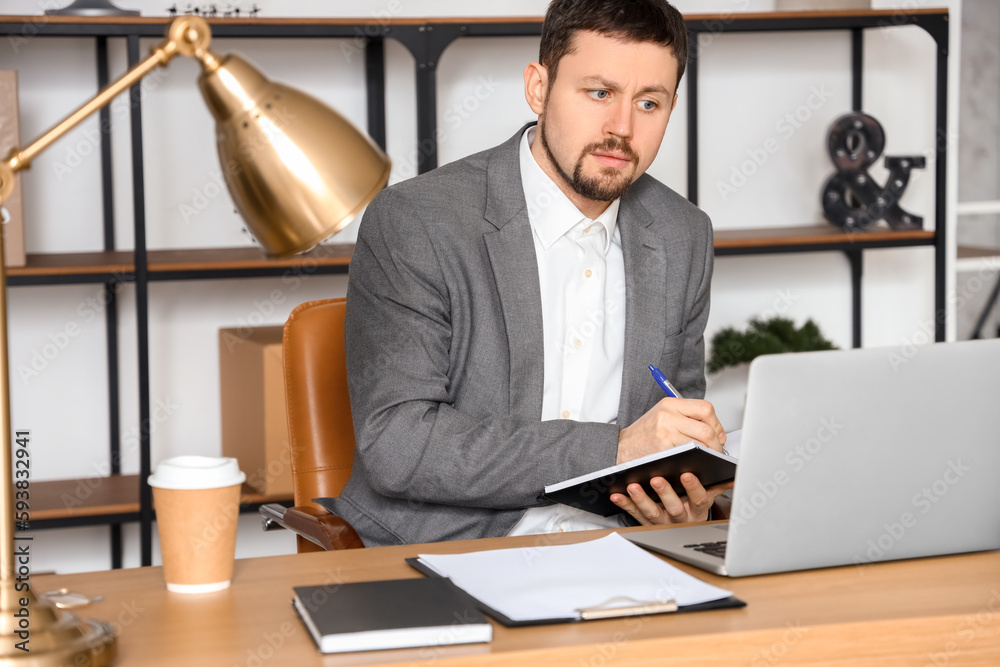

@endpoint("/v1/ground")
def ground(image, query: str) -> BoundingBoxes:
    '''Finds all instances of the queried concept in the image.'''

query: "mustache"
[583,137,639,163]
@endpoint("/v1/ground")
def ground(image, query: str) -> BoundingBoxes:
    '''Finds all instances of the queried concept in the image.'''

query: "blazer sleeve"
[344,188,620,510]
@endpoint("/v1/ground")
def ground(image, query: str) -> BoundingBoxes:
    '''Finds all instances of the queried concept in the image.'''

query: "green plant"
[707,316,837,374]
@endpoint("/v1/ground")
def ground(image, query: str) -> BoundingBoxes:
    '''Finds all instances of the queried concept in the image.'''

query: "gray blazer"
[324,124,714,547]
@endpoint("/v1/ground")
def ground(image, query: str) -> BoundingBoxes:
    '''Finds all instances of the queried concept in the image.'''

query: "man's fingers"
[626,483,669,524]
[665,397,714,420]
[677,419,723,451]
[667,398,727,450]
[649,478,687,521]
[610,493,651,526]
[679,473,712,511]
[613,476,732,526]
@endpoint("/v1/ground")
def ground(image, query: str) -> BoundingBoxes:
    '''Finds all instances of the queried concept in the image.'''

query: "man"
[326,0,730,547]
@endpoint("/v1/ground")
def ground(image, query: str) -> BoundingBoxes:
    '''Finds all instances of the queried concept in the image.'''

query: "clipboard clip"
[576,595,678,620]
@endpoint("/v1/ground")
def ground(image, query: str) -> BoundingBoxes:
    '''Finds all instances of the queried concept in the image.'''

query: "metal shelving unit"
[0,7,949,568]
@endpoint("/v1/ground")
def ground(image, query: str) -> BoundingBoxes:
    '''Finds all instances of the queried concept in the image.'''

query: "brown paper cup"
[150,456,246,594]
[153,483,242,594]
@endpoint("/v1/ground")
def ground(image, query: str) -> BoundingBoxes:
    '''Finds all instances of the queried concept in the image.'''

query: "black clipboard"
[405,557,746,627]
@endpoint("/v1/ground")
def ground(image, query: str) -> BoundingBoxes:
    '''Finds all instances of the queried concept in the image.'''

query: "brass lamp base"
[0,584,116,666]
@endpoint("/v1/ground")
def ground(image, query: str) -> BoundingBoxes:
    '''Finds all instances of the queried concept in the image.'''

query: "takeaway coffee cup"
[148,456,246,594]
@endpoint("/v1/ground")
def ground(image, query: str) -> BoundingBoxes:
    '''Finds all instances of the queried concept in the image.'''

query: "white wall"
[0,0,958,573]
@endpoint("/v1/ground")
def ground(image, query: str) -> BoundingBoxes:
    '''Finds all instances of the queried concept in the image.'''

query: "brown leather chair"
[259,298,364,551]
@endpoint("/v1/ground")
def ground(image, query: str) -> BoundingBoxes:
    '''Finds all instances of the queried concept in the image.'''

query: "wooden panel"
[147,245,353,272]
[713,225,934,249]
[3,228,938,280]
[31,525,1000,666]
[1,246,352,279]
[28,474,290,521]
[958,246,1000,260]
[0,9,948,26]
[30,474,140,520]
[5,251,134,277]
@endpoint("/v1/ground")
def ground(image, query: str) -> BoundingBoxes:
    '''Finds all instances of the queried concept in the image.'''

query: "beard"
[538,121,639,202]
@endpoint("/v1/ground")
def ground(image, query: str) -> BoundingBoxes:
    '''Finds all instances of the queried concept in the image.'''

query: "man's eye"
[639,100,658,111]
[589,90,610,100]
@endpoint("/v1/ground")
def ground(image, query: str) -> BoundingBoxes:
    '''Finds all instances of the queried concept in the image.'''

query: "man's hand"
[610,474,734,525]
[616,397,726,464]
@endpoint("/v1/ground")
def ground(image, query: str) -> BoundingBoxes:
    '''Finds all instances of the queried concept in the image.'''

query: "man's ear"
[671,93,678,112]
[524,61,548,115]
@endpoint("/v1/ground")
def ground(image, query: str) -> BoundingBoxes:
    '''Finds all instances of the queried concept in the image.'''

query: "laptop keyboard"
[684,540,728,559]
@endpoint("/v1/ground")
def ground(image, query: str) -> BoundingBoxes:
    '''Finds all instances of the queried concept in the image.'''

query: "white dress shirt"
[507,126,629,537]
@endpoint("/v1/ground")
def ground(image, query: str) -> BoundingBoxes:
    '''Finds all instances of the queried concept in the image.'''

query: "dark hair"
[539,0,688,89]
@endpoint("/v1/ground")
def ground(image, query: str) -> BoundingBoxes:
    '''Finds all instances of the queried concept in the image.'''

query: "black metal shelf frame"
[680,13,948,349]
[0,10,949,567]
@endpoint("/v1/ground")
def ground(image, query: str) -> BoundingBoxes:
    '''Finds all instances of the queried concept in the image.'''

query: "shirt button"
[561,410,570,419]
[584,226,592,234]
[584,269,592,278]
[573,339,582,348]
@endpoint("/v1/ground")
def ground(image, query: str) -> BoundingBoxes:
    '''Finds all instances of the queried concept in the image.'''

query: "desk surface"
[34,525,1000,666]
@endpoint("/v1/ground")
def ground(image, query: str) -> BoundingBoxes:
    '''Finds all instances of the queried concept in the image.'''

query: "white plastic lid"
[148,456,246,490]
[167,580,232,595]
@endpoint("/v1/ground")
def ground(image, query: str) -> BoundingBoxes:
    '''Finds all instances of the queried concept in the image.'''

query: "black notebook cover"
[292,578,492,653]
[406,558,745,627]
[542,443,737,517]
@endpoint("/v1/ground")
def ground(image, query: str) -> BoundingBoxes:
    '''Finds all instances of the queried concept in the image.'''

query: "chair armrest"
[259,503,364,550]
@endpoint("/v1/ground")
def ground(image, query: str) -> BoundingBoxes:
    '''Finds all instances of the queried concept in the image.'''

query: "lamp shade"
[197,53,391,258]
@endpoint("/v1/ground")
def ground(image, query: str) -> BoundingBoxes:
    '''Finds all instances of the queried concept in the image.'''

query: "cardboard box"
[219,326,293,496]
[0,71,26,268]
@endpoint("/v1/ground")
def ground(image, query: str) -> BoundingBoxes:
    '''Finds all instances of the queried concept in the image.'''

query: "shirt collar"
[519,126,620,254]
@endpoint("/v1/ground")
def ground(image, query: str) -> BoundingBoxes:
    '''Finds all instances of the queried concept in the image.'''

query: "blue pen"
[650,364,731,454]
[648,364,683,398]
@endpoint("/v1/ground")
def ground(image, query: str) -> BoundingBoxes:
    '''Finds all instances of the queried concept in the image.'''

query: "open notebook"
[542,432,742,517]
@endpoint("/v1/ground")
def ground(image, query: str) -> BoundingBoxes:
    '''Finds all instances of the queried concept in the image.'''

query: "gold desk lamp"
[0,15,390,665]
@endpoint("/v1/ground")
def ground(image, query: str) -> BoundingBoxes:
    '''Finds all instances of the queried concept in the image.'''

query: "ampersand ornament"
[821,112,925,232]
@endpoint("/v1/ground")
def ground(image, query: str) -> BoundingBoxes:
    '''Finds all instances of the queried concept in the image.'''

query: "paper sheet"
[417,533,732,623]
[723,429,743,460]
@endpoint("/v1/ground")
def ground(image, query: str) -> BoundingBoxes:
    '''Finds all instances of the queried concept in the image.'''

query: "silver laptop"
[624,338,1000,577]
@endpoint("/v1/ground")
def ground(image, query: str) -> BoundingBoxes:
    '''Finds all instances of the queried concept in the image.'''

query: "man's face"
[532,30,679,203]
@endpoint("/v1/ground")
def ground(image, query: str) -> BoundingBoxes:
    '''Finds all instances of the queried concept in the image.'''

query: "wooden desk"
[34,526,1000,666]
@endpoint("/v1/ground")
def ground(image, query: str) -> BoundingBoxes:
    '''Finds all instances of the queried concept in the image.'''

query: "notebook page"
[723,429,743,460]
[417,533,732,623]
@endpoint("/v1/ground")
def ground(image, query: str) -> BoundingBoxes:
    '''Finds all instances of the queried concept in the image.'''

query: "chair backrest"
[282,298,354,509]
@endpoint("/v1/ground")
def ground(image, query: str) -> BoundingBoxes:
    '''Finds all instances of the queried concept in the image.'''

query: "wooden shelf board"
[2,229,939,279]
[0,9,946,26]
[713,225,935,249]
[2,246,352,279]
[957,246,1000,260]
[6,251,135,277]
[956,246,1000,272]
[684,8,946,21]
[28,474,290,522]
[147,245,353,272]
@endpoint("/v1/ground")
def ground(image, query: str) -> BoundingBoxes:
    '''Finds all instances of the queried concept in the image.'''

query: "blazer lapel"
[617,195,668,427]
[483,125,545,420]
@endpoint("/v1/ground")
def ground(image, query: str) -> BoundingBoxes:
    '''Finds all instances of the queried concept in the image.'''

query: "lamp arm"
[0,14,213,579]
[0,15,215,205]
